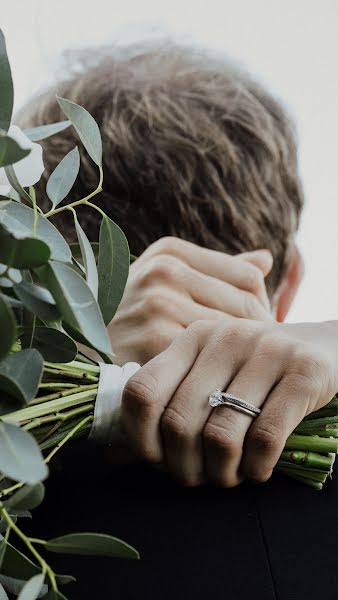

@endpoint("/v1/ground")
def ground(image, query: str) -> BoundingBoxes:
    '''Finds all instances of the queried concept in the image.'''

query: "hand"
[109,236,273,364]
[121,319,338,487]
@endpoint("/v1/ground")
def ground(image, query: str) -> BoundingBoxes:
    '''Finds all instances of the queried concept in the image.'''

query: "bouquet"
[0,28,337,599]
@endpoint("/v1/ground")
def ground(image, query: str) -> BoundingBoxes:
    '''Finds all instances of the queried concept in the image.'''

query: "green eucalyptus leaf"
[37,261,112,358]
[17,573,45,600]
[57,97,102,166]
[98,215,129,325]
[0,539,41,579]
[0,223,50,268]
[0,201,71,263]
[0,574,46,598]
[0,278,12,289]
[0,349,43,404]
[46,147,80,207]
[0,422,48,483]
[19,327,77,363]
[0,136,30,168]
[4,165,32,203]
[13,281,59,321]
[0,264,22,283]
[4,482,45,511]
[0,30,14,132]
[0,581,8,600]
[74,214,98,298]
[23,121,71,142]
[54,574,76,586]
[70,241,99,262]
[46,532,139,559]
[62,322,112,364]
[0,294,16,361]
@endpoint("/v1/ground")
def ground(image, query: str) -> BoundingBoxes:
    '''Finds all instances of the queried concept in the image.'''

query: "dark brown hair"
[19,40,304,295]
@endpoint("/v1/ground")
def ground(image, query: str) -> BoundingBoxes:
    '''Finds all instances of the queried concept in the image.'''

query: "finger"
[184,267,271,321]
[121,324,203,463]
[203,350,285,487]
[241,374,315,482]
[160,322,248,486]
[142,238,272,309]
[240,249,273,278]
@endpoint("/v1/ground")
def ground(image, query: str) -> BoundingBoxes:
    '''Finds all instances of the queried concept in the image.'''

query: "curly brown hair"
[18,40,304,296]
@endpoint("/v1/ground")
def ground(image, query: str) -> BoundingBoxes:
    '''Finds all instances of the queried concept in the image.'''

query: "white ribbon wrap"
[89,362,141,444]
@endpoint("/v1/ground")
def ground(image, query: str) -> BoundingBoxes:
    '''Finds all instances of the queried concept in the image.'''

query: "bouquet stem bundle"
[1,359,337,491]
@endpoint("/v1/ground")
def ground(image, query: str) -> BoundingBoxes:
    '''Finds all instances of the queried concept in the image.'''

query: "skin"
[121,318,338,487]
[109,237,274,365]
[106,236,338,486]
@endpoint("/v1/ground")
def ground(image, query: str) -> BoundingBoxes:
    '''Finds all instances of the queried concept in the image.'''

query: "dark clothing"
[27,441,337,600]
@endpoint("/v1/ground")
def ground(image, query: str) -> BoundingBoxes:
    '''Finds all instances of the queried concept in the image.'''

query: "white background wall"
[2,0,338,323]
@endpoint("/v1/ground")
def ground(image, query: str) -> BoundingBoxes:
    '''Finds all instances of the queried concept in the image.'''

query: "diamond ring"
[209,389,261,418]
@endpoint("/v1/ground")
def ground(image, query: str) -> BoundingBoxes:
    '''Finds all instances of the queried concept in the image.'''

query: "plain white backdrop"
[2,0,338,322]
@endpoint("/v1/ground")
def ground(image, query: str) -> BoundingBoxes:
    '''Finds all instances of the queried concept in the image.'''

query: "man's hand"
[109,237,273,364]
[121,319,338,487]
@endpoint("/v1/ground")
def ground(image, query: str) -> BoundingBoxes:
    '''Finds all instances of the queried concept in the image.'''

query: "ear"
[275,245,304,322]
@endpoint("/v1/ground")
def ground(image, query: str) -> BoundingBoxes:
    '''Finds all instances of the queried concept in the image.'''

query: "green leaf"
[0,349,43,404]
[4,165,32,203]
[0,201,71,263]
[70,241,99,261]
[0,30,13,132]
[98,215,129,325]
[62,322,112,364]
[4,482,45,511]
[74,214,98,298]
[0,294,16,361]
[46,532,139,559]
[0,422,48,483]
[57,97,102,166]
[0,582,9,600]
[19,327,77,363]
[0,224,50,269]
[37,261,112,357]
[13,281,59,321]
[0,540,41,580]
[0,136,30,168]
[17,573,45,600]
[54,574,76,586]
[0,574,46,598]
[46,147,80,208]
[23,121,71,142]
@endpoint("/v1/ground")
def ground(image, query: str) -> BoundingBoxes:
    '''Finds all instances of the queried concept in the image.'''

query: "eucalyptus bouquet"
[0,27,337,600]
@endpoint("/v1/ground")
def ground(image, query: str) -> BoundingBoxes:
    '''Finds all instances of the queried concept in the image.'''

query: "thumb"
[239,249,273,277]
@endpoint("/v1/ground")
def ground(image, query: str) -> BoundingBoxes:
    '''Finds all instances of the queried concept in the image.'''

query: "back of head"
[18,40,304,296]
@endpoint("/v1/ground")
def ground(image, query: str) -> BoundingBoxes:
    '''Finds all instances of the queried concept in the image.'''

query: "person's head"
[19,40,304,319]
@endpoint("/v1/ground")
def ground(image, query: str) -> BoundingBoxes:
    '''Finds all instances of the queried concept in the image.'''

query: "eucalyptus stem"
[285,434,338,454]
[44,166,103,218]
[45,414,93,464]
[0,506,58,591]
[279,450,335,470]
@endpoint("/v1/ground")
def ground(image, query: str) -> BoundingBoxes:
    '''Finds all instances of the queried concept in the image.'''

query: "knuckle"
[123,371,159,418]
[151,236,182,255]
[248,422,281,456]
[294,349,328,386]
[246,467,273,484]
[161,406,190,440]
[140,255,184,287]
[203,423,239,461]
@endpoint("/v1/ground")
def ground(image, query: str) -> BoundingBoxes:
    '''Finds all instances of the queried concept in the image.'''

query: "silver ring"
[209,389,261,418]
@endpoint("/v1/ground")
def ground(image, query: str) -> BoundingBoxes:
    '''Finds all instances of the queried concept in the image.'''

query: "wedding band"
[208,389,261,418]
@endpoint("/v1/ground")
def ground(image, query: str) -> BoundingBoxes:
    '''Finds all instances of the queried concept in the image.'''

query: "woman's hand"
[121,319,338,487]
[109,236,273,364]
